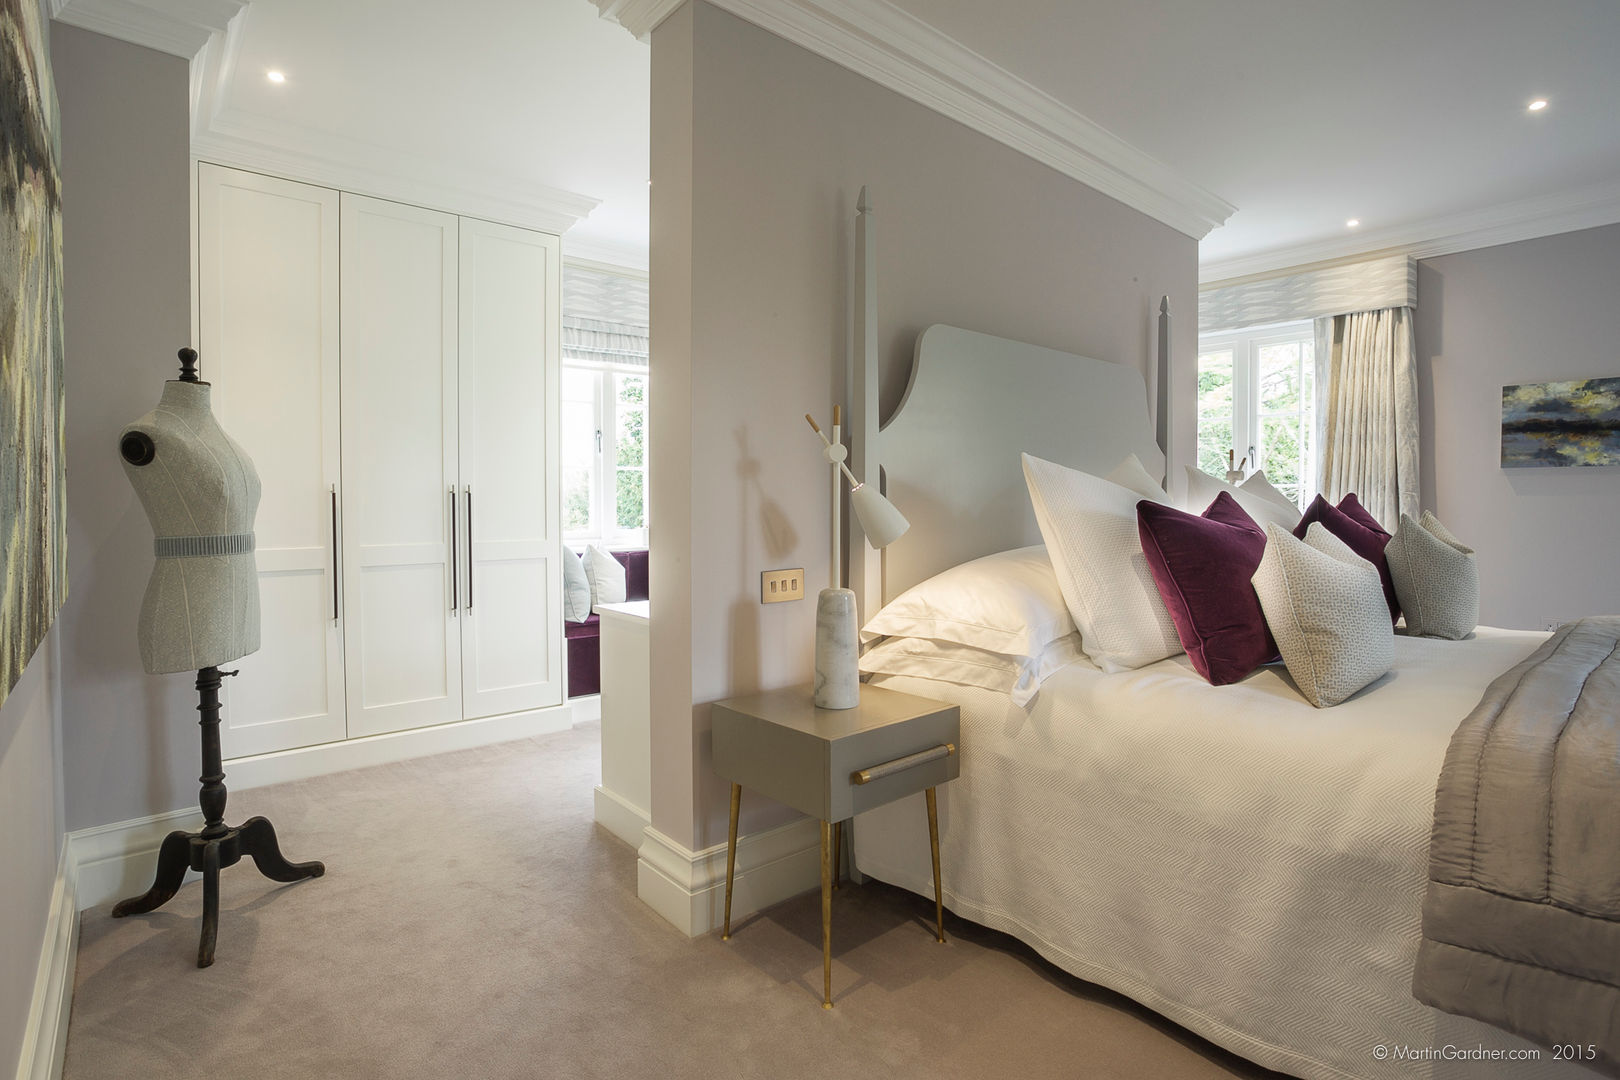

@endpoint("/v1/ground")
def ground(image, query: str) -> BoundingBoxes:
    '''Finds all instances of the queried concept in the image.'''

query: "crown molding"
[594,0,1234,240]
[563,236,650,273]
[184,4,599,237]
[1200,180,1620,286]
[51,0,245,59]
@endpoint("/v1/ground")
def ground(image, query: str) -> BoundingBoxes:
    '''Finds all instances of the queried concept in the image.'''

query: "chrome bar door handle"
[449,486,458,615]
[464,487,473,611]
[330,485,340,622]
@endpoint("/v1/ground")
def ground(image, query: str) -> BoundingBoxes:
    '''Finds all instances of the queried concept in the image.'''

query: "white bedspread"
[856,628,1604,1080]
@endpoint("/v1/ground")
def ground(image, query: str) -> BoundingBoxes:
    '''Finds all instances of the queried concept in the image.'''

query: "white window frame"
[1197,320,1316,508]
[563,362,648,550]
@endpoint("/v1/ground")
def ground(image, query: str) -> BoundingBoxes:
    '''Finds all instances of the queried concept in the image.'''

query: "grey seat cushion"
[1386,511,1478,640]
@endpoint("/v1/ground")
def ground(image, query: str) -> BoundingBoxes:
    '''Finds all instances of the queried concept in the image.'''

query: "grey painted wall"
[651,2,1198,850]
[52,24,196,831]
[1415,223,1620,630]
[0,632,62,1078]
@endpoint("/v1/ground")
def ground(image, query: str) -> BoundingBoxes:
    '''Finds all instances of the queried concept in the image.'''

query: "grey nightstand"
[711,683,960,1008]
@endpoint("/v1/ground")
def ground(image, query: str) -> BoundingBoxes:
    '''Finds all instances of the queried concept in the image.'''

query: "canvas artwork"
[1,0,68,708]
[1501,378,1620,468]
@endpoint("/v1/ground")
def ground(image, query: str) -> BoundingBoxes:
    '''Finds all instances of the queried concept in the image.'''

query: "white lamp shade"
[850,484,909,549]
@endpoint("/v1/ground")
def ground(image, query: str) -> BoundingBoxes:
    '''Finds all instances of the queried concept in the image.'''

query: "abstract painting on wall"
[1501,378,1620,468]
[1,0,68,708]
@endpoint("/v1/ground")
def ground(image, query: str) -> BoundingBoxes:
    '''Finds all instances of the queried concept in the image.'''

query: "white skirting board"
[637,816,822,937]
[569,694,602,724]
[593,785,650,847]
[14,844,77,1080]
[70,703,573,912]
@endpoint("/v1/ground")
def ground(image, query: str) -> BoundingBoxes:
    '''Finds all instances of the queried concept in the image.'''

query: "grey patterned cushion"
[1252,522,1394,707]
[1386,511,1478,640]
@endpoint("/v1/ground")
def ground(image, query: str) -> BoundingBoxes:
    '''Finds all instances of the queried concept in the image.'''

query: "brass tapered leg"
[832,821,842,890]
[925,787,945,943]
[821,819,833,1008]
[722,784,741,940]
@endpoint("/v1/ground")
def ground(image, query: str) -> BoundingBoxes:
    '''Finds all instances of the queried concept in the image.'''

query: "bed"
[840,198,1605,1080]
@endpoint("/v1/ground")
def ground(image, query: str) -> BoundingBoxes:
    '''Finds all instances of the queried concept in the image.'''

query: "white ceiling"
[193,0,1619,276]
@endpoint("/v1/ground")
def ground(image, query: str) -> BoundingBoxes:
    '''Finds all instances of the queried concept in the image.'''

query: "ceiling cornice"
[592,0,1235,240]
[1199,180,1620,286]
[51,0,245,59]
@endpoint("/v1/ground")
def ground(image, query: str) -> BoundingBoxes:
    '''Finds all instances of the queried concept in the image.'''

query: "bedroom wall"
[1415,223,1620,630]
[650,1,1199,852]
[51,24,197,832]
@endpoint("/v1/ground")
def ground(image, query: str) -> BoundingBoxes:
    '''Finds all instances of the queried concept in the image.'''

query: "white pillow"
[1102,453,1170,504]
[583,545,627,610]
[861,545,1074,658]
[1021,453,1182,672]
[562,549,592,623]
[860,633,1090,707]
[1185,466,1301,530]
[1386,511,1478,640]
[1251,522,1393,707]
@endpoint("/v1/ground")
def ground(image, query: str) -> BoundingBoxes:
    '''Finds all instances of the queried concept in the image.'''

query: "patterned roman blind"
[1199,255,1416,333]
[563,265,649,368]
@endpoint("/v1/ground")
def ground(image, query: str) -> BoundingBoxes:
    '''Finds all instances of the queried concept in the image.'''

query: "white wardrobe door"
[340,193,462,737]
[198,164,345,758]
[457,219,563,718]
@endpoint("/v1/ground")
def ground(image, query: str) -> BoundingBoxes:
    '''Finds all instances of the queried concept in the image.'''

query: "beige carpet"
[65,722,1285,1080]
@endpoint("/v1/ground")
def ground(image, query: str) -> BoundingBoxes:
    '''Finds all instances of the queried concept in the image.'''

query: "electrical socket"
[761,568,805,604]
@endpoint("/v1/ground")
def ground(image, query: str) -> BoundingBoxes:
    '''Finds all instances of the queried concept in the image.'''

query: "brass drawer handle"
[852,743,956,786]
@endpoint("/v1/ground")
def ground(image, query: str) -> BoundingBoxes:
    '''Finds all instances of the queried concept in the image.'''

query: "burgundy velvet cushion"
[1294,495,1400,622]
[1137,492,1277,685]
[1335,493,1391,539]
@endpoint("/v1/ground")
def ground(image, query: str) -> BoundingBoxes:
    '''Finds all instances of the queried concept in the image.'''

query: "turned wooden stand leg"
[722,783,740,940]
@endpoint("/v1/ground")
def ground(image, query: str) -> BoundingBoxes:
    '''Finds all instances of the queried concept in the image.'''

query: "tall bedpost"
[849,187,881,623]
[1156,295,1171,469]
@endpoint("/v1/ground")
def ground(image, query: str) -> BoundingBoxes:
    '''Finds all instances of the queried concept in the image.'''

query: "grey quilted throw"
[1413,617,1620,1076]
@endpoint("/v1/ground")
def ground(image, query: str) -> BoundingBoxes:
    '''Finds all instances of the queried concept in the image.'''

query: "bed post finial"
[858,185,872,214]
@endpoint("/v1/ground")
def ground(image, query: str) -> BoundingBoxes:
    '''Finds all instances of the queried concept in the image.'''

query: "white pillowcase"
[862,545,1074,657]
[562,549,592,623]
[1251,521,1393,708]
[1102,453,1170,504]
[583,544,627,610]
[1022,453,1182,672]
[1185,466,1301,531]
[860,633,1090,707]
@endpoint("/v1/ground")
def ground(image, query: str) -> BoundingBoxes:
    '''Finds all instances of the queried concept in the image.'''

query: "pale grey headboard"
[843,190,1170,621]
[871,325,1164,608]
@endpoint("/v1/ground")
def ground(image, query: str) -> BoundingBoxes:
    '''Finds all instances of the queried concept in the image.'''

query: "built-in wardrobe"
[196,163,564,759]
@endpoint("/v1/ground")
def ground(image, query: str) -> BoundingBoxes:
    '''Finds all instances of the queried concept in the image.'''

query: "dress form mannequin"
[118,353,261,673]
[112,349,322,968]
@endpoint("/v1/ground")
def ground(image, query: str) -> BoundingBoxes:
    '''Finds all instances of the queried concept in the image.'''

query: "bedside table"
[711,683,960,1008]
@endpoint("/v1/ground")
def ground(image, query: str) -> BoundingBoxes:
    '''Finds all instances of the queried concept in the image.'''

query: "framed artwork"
[1501,378,1620,469]
[1,0,68,707]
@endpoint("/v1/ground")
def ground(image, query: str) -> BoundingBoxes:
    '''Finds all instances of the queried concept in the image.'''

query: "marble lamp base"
[813,587,859,709]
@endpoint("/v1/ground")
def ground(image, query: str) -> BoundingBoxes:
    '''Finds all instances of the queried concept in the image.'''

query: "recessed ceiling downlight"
[1346,218,1360,228]
[267,70,287,84]
[1528,98,1548,112]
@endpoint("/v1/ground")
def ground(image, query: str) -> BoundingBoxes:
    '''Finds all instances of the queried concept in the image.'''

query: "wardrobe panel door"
[198,164,345,758]
[457,219,563,718]
[340,194,462,736]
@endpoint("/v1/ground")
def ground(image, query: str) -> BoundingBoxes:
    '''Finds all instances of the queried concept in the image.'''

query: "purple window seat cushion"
[1294,496,1399,623]
[566,548,648,698]
[1137,492,1277,685]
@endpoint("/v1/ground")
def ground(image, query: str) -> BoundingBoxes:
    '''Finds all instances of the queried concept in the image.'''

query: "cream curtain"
[1315,307,1420,529]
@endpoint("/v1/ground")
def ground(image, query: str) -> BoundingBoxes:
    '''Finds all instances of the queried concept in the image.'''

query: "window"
[561,265,649,547]
[1197,322,1316,508]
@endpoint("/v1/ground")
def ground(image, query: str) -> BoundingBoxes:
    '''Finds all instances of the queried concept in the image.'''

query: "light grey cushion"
[583,544,627,611]
[562,549,592,623]
[1252,521,1394,708]
[1386,511,1478,640]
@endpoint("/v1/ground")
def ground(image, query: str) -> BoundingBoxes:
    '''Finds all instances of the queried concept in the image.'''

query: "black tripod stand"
[112,666,325,967]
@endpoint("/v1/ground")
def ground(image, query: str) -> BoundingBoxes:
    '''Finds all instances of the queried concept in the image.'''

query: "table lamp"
[806,407,909,708]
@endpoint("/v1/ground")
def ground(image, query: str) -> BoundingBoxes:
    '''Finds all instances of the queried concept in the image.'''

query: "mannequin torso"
[120,379,261,674]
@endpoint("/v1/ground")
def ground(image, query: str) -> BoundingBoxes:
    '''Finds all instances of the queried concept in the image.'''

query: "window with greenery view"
[1197,323,1315,508]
